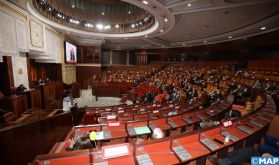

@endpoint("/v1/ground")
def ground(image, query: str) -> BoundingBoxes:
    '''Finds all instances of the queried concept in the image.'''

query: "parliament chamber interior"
[1,0,279,165]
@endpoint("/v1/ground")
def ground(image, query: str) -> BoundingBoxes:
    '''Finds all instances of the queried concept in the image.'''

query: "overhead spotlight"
[160,29,164,32]
[261,26,266,30]
[128,11,131,14]
[228,36,232,39]
[115,24,120,28]
[131,24,135,28]
[187,3,192,7]
[104,25,111,30]
[101,12,105,16]
[164,18,168,22]
[139,21,143,25]
[96,24,104,30]
[143,0,148,5]
[75,20,80,24]
[72,4,75,8]
[85,23,93,28]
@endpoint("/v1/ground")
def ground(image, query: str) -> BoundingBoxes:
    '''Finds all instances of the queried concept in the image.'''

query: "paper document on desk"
[134,126,151,135]
[96,131,104,140]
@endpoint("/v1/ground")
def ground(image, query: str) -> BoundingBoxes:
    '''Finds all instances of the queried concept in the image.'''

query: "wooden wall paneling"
[0,94,28,118]
[0,111,73,165]
[77,45,101,64]
[76,66,101,89]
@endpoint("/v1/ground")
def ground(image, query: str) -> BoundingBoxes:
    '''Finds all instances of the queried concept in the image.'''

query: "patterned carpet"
[73,89,133,108]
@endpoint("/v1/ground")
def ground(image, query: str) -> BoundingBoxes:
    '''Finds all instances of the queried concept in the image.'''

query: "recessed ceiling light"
[131,24,135,28]
[101,12,105,16]
[128,11,131,14]
[228,36,232,39]
[261,26,266,30]
[115,24,119,28]
[160,29,164,32]
[72,5,75,8]
[187,3,191,7]
[143,1,148,5]
[164,18,168,22]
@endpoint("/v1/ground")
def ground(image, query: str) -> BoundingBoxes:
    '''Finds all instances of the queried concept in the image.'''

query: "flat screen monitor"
[65,41,77,64]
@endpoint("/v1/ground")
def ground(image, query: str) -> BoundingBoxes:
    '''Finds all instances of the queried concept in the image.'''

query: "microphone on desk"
[89,131,99,156]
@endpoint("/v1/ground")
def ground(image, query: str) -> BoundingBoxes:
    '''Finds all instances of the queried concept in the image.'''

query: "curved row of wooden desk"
[33,94,276,165]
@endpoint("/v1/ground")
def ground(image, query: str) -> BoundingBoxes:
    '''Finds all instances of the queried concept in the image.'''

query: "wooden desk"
[134,113,149,121]
[200,127,233,158]
[200,128,231,150]
[135,140,179,165]
[167,115,187,132]
[36,151,92,165]
[126,121,151,137]
[0,94,28,118]
[17,88,42,109]
[172,133,210,164]
[195,110,210,120]
[102,123,128,140]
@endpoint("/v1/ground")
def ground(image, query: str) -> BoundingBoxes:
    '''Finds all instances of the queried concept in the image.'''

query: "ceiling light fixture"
[96,24,104,30]
[115,24,119,28]
[164,18,168,22]
[160,29,164,32]
[128,11,131,14]
[85,23,93,28]
[261,26,266,30]
[131,24,135,28]
[71,5,75,8]
[101,12,105,16]
[143,1,148,5]
[104,25,111,30]
[187,3,192,7]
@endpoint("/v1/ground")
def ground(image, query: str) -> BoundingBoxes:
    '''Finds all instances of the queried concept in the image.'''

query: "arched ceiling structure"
[8,0,279,49]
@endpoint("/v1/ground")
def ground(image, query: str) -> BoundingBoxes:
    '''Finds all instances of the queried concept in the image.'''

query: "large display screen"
[65,41,77,64]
